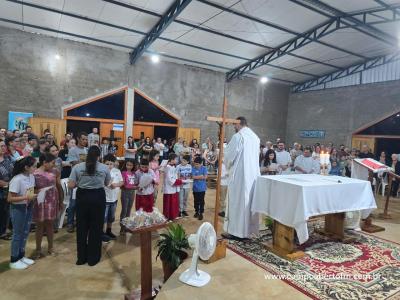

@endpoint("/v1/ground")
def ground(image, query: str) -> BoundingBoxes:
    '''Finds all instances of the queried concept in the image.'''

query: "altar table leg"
[263,221,305,261]
[314,213,355,243]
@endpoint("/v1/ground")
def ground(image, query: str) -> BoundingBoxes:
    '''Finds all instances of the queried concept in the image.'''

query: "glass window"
[67,91,125,120]
[134,93,178,124]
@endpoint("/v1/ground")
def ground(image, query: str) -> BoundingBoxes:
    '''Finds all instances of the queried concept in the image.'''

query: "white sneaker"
[21,257,35,265]
[9,260,29,270]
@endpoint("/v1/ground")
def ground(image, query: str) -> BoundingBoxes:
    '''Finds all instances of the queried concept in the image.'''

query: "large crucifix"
[206,97,239,237]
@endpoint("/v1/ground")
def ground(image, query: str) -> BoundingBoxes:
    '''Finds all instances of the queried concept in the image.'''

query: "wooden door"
[133,124,154,140]
[352,136,376,152]
[29,117,66,145]
[178,127,201,144]
[100,123,125,157]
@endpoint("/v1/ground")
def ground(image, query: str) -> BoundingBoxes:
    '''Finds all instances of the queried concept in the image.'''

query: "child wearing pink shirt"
[120,160,138,234]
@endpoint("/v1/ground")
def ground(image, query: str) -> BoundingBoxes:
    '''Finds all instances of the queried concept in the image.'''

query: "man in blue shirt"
[192,156,208,220]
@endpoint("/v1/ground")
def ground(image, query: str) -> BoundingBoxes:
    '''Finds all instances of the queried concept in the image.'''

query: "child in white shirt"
[103,154,123,240]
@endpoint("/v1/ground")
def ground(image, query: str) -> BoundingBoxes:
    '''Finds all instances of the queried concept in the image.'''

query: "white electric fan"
[179,222,217,287]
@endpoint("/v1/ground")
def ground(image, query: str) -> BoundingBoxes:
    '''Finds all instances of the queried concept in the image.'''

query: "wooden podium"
[124,222,168,300]
[352,159,386,233]
[379,172,400,219]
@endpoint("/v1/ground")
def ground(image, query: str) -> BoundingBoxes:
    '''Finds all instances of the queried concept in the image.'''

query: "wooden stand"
[361,170,385,233]
[262,220,305,261]
[377,172,400,219]
[124,222,168,300]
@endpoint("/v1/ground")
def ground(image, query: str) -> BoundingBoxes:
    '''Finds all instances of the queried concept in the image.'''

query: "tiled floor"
[0,187,399,300]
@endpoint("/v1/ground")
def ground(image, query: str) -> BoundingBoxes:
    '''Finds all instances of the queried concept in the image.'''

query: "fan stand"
[179,250,211,287]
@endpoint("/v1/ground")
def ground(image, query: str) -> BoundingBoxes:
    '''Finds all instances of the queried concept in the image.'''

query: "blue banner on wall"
[299,130,325,139]
[8,111,33,131]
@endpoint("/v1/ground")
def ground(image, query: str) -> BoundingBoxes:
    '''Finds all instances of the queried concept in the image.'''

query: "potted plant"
[264,216,274,233]
[156,223,190,282]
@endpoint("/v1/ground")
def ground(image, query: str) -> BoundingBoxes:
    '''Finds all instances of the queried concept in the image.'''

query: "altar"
[251,174,377,260]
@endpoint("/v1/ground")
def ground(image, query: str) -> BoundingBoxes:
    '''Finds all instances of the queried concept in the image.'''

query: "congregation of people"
[0,126,220,269]
[1,125,399,269]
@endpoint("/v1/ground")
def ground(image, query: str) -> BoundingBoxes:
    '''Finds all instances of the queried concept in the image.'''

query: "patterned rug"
[227,224,400,300]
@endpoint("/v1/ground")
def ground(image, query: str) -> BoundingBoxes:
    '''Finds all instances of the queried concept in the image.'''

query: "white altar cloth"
[251,174,376,244]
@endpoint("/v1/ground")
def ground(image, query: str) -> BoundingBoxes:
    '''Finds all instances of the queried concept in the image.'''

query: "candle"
[326,153,330,165]
[320,151,324,165]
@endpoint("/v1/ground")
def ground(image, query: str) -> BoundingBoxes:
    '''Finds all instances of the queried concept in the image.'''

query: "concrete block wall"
[286,80,400,147]
[0,26,290,143]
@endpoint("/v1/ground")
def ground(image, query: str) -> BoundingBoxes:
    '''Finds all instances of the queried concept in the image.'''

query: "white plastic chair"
[376,174,388,197]
[59,178,71,229]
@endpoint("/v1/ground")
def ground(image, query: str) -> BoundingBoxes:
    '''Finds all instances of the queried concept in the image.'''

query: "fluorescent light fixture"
[260,76,269,84]
[151,54,160,63]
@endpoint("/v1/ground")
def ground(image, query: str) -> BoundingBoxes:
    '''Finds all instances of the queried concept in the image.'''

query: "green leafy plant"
[156,223,190,269]
[264,216,274,231]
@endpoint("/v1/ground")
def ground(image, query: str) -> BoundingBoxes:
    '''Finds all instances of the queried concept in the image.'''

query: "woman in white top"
[8,156,38,270]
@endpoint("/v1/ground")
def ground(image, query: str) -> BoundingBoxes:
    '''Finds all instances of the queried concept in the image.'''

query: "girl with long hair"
[8,156,37,269]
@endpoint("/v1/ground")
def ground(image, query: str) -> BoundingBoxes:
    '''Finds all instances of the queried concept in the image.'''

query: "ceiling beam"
[103,0,342,71]
[197,0,366,60]
[292,51,400,92]
[290,0,398,47]
[129,0,192,64]
[6,0,315,78]
[226,18,355,81]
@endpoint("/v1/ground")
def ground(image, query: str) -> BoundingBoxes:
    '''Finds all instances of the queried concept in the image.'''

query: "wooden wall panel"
[178,128,201,144]
[29,117,66,145]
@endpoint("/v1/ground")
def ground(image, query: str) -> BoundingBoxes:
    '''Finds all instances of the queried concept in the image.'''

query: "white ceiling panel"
[178,1,224,24]
[28,0,65,10]
[127,13,160,33]
[59,15,96,36]
[97,2,143,28]
[63,0,106,19]
[150,40,243,69]
[91,24,141,46]
[320,28,393,57]
[252,65,312,83]
[319,0,379,13]
[23,6,61,29]
[374,21,400,41]
[160,22,193,40]
[290,42,362,68]
[230,0,328,33]
[121,0,175,14]
[205,15,294,48]
[0,1,22,22]
[271,55,337,75]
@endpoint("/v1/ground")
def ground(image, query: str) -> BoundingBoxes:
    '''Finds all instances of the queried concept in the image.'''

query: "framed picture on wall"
[8,111,34,131]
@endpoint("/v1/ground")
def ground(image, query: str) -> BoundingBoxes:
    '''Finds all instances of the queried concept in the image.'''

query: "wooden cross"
[206,97,239,236]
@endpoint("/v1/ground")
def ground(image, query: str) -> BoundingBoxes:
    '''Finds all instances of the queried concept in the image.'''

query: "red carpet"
[227,228,400,300]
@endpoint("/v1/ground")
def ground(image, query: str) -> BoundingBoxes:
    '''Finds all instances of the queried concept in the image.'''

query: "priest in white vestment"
[223,117,260,240]
[294,146,320,174]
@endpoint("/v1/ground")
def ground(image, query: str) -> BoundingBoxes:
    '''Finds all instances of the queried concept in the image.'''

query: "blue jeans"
[104,201,117,224]
[67,196,76,226]
[10,203,33,262]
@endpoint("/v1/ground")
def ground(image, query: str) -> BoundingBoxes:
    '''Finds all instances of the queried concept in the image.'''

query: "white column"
[125,87,134,140]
